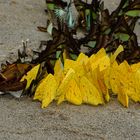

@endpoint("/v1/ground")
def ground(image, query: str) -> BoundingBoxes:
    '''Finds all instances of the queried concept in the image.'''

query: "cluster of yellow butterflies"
[21,45,140,108]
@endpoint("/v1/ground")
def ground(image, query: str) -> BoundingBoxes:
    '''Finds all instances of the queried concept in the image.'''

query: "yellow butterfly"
[34,74,58,108]
[20,64,40,90]
[56,68,75,104]
[79,76,104,105]
[65,78,82,105]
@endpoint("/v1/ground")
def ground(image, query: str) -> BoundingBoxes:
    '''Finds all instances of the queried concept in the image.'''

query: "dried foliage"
[37,0,140,66]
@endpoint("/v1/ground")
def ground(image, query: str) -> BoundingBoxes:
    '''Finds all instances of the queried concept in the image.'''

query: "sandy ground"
[0,0,140,140]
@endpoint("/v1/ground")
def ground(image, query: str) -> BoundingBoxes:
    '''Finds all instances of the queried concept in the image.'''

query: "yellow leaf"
[65,79,82,105]
[34,74,58,108]
[79,76,104,105]
[20,64,40,89]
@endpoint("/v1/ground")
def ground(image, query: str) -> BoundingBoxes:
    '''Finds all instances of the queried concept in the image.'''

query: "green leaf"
[56,51,61,59]
[122,0,129,8]
[85,9,91,31]
[114,33,130,42]
[85,9,90,15]
[50,60,56,66]
[92,12,97,20]
[104,28,111,35]
[87,41,96,48]
[125,10,140,17]
[78,6,83,10]
[70,53,77,60]
[47,3,55,10]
